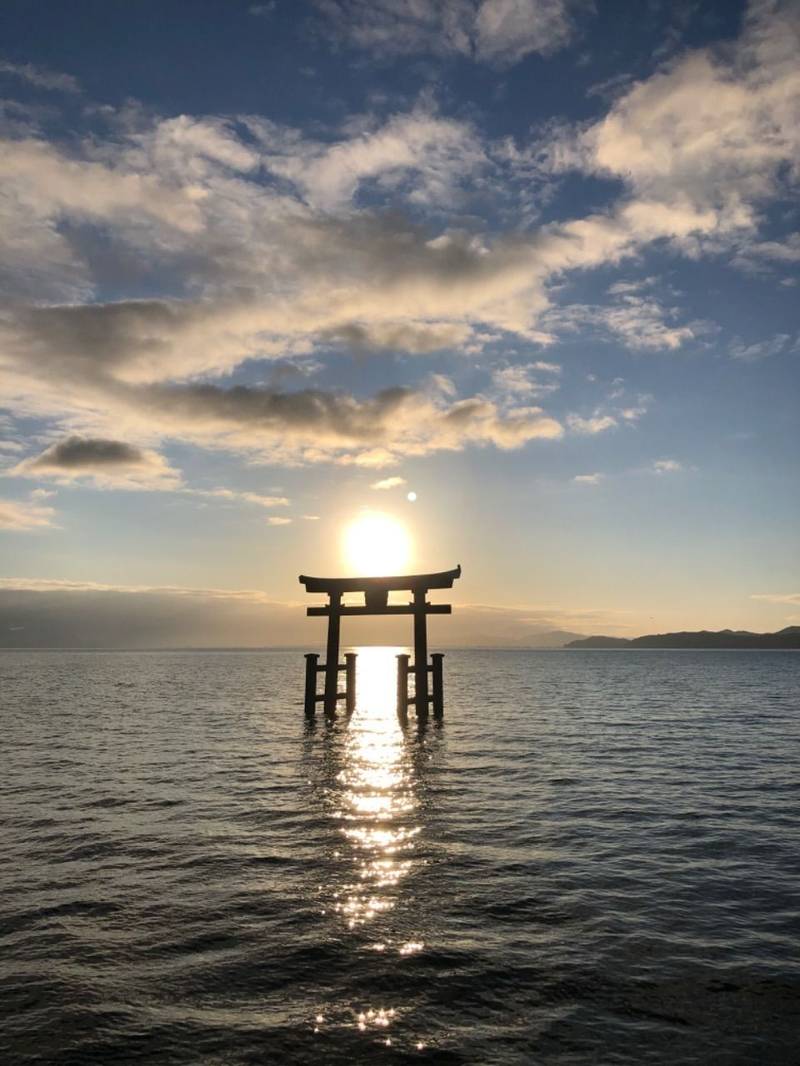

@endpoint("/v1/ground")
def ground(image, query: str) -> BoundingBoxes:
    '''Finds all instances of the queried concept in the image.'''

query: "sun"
[343,511,411,576]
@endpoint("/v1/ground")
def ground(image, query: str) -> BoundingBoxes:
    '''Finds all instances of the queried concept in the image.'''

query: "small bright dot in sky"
[407,491,417,502]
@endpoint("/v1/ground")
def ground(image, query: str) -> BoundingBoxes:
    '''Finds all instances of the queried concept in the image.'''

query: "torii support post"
[413,587,429,725]
[304,653,319,718]
[396,653,409,721]
[345,652,357,714]
[431,653,444,720]
[323,591,342,717]
[303,650,357,718]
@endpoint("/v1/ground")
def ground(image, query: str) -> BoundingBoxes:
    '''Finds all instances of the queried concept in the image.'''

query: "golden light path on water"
[319,646,427,1051]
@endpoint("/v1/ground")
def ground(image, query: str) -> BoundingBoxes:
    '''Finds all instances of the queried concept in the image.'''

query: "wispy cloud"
[314,0,583,67]
[492,362,561,397]
[0,59,80,93]
[730,333,793,362]
[188,488,290,508]
[371,476,406,490]
[266,515,293,526]
[750,592,800,605]
[0,495,56,531]
[651,459,683,474]
[567,413,617,435]
[573,472,603,484]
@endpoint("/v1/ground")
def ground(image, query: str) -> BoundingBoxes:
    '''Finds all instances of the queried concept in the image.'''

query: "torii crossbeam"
[299,565,461,719]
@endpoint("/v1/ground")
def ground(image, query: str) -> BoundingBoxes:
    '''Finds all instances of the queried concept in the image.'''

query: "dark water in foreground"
[2,648,799,1065]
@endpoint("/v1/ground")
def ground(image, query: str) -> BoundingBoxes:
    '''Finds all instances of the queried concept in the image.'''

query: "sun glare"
[343,511,411,576]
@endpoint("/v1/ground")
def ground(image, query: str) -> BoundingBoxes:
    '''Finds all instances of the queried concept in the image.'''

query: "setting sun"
[343,512,411,576]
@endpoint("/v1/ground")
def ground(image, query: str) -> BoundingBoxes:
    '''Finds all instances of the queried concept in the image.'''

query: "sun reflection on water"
[334,646,419,933]
[320,646,427,1048]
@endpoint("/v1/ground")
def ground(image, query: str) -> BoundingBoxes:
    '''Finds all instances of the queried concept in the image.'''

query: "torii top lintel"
[299,565,461,596]
[299,566,461,616]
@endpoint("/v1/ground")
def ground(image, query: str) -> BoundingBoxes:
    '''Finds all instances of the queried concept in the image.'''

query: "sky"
[0,0,798,647]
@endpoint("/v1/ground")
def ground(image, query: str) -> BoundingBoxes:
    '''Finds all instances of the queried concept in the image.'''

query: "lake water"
[2,648,799,1064]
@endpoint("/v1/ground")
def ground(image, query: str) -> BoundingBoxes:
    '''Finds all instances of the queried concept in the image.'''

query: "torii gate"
[299,565,461,721]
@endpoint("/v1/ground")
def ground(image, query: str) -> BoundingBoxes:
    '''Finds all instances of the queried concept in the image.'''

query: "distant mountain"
[527,630,585,648]
[566,627,800,649]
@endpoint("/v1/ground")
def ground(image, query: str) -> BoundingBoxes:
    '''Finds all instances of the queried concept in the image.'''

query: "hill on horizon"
[566,627,800,649]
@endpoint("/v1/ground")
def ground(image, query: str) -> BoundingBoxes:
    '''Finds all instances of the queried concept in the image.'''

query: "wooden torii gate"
[299,565,461,721]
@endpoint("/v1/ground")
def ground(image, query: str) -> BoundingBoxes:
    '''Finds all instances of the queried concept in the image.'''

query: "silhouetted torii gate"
[300,565,461,721]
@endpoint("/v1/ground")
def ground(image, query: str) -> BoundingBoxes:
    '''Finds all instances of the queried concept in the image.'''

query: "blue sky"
[0,0,798,644]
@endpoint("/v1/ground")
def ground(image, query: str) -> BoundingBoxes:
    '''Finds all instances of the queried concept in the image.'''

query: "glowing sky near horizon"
[0,0,797,643]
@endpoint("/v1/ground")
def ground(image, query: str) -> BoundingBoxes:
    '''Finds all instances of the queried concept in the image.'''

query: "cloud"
[315,0,582,67]
[371,476,406,490]
[751,592,800,605]
[266,515,292,525]
[0,576,632,648]
[0,1,796,477]
[586,9,799,222]
[545,292,702,351]
[0,298,565,463]
[0,59,80,94]
[536,0,800,263]
[492,362,561,397]
[651,458,682,474]
[12,437,182,489]
[573,472,603,484]
[0,496,56,530]
[730,333,792,362]
[255,108,487,211]
[745,233,800,262]
[188,488,290,508]
[567,413,617,435]
[327,320,475,353]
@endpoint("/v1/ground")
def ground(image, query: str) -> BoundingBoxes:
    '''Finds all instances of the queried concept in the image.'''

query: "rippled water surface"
[2,648,799,1064]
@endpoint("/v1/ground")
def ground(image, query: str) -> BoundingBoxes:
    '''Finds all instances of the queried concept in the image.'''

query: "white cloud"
[315,0,582,66]
[751,592,800,605]
[492,362,561,397]
[582,4,800,231]
[567,413,617,435]
[255,109,486,211]
[730,333,791,362]
[537,0,800,261]
[371,476,406,490]
[188,487,289,508]
[573,472,603,484]
[545,293,702,351]
[0,0,796,476]
[266,515,293,525]
[652,458,683,474]
[0,495,56,530]
[0,59,80,94]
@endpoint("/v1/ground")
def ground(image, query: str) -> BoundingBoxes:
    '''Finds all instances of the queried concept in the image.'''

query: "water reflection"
[334,647,420,938]
[305,646,435,1051]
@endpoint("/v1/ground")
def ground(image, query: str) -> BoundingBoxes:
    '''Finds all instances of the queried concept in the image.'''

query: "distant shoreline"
[1,642,799,652]
[566,627,800,650]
